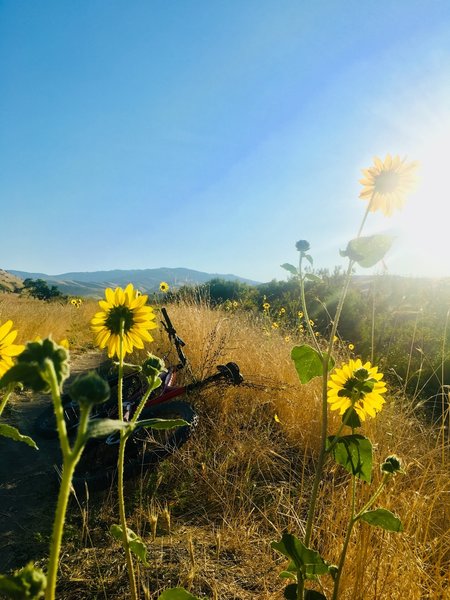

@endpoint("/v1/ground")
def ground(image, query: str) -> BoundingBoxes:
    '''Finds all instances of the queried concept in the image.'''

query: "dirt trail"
[0,352,104,572]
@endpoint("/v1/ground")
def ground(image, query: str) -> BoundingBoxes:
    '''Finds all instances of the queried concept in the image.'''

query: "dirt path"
[0,351,104,573]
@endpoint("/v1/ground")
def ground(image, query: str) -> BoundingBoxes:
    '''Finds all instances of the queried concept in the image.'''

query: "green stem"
[45,362,91,599]
[298,254,321,354]
[43,359,71,458]
[0,387,13,418]
[45,457,76,600]
[332,474,357,600]
[131,374,159,425]
[116,320,138,600]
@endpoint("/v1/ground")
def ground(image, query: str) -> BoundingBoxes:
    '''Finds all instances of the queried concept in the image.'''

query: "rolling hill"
[6,267,259,297]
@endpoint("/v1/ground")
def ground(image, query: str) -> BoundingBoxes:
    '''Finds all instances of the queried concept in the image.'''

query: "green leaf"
[0,563,46,599]
[304,273,321,282]
[110,524,150,566]
[342,407,361,429]
[291,345,323,383]
[281,263,299,276]
[327,434,373,482]
[341,234,394,268]
[305,591,327,599]
[360,508,404,532]
[85,418,128,440]
[283,583,297,600]
[279,570,297,581]
[271,533,330,578]
[157,589,201,600]
[135,418,188,430]
[0,424,38,450]
[304,254,313,266]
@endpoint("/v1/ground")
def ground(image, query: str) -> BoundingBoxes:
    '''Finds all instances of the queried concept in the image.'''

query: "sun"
[393,138,450,277]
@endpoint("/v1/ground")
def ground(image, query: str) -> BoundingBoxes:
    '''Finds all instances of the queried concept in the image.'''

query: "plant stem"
[0,387,12,418]
[45,456,76,600]
[298,254,321,354]
[332,474,357,600]
[116,320,138,600]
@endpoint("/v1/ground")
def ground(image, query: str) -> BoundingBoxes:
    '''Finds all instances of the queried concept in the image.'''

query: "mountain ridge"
[5,267,260,297]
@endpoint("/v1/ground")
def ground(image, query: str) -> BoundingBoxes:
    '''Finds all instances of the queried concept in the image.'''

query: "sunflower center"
[338,372,375,401]
[374,170,401,194]
[105,305,135,334]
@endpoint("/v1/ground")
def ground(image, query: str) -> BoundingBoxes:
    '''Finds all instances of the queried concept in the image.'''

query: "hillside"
[0,269,23,293]
[6,267,260,297]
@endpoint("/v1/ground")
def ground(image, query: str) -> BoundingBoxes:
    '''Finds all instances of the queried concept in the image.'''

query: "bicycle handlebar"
[161,307,187,368]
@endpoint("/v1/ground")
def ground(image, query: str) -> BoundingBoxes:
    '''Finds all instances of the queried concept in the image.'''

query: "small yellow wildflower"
[274,414,281,423]
[359,154,418,217]
[333,336,339,343]
[279,307,286,314]
[159,282,169,293]
[59,339,70,349]
[232,301,238,308]
[263,302,270,310]
[284,335,291,343]
[309,319,314,326]
[328,358,387,421]
[348,343,355,351]
[272,322,279,329]
[0,320,25,378]
[298,311,304,318]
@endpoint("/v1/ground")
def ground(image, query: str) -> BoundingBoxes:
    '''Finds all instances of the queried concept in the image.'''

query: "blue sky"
[1,1,450,282]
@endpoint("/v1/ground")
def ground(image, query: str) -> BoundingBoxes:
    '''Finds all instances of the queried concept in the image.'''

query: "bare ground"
[0,351,104,573]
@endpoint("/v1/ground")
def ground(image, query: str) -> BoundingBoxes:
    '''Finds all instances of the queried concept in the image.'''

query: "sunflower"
[327,358,387,421]
[263,302,270,310]
[159,282,169,293]
[0,320,25,378]
[91,284,157,359]
[359,154,418,217]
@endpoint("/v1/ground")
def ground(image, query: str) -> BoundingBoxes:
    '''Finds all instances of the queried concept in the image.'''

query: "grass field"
[0,293,449,599]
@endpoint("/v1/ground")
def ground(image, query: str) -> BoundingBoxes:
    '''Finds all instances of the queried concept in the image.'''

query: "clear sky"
[1,1,450,282]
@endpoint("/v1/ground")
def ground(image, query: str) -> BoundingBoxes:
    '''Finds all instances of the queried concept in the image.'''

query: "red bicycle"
[35,307,243,491]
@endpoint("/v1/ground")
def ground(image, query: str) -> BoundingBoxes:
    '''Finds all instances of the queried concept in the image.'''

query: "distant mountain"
[7,267,260,297]
[0,269,23,293]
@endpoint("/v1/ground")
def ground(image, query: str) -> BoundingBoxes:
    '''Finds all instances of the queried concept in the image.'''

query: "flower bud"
[295,240,311,252]
[69,372,110,408]
[142,354,165,379]
[1,338,70,393]
[381,454,404,475]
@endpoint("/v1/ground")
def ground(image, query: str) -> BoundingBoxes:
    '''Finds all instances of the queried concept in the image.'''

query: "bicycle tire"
[72,400,197,493]
[34,372,145,439]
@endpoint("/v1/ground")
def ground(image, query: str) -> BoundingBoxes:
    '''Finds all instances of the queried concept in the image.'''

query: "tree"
[22,278,64,301]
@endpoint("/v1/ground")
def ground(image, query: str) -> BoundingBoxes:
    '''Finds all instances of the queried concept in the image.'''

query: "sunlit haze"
[1,1,450,282]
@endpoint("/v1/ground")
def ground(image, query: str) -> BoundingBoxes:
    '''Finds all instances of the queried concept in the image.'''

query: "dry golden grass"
[1,293,449,598]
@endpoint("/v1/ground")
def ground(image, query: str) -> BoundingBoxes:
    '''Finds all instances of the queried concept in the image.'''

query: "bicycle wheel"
[34,372,144,439]
[72,400,197,493]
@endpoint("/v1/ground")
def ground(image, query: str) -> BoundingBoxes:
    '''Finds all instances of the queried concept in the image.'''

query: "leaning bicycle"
[35,307,243,491]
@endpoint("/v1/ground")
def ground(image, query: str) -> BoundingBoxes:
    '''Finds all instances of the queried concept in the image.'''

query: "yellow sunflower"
[0,320,25,378]
[159,281,169,293]
[328,358,387,421]
[91,284,157,359]
[359,154,418,216]
[263,302,270,310]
